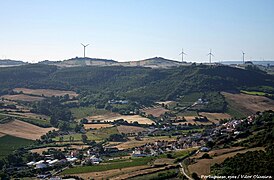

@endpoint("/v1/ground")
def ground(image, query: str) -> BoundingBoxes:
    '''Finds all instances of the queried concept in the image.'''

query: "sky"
[0,0,274,63]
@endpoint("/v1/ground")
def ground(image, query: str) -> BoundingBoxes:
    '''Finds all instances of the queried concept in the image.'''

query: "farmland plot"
[14,88,78,98]
[0,120,55,140]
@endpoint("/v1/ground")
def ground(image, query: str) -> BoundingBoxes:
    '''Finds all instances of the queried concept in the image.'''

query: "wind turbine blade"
[86,44,90,47]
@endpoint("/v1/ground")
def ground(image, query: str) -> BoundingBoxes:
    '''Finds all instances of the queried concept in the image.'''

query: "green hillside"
[0,64,273,105]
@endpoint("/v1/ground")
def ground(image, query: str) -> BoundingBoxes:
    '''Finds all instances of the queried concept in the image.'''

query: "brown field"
[193,146,245,159]
[14,88,78,98]
[113,136,176,150]
[117,125,148,134]
[199,112,232,123]
[111,165,174,180]
[183,116,216,125]
[183,116,197,125]
[1,94,45,102]
[222,92,274,115]
[141,107,169,117]
[0,120,55,140]
[31,147,66,154]
[84,123,113,129]
[73,165,150,180]
[87,114,154,125]
[188,147,265,176]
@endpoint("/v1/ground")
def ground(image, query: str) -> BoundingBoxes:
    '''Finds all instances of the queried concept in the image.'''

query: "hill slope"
[0,64,273,105]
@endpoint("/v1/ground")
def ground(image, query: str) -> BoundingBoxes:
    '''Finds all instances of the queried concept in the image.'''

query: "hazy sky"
[1,0,274,63]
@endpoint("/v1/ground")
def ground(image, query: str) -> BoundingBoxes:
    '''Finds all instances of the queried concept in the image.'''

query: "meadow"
[0,135,34,158]
[61,157,154,174]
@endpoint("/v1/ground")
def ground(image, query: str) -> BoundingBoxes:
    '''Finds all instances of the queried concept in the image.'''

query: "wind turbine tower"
[179,48,187,62]
[207,49,214,64]
[81,43,89,58]
[242,51,245,64]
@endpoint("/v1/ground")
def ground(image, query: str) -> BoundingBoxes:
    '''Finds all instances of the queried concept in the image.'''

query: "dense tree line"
[31,96,73,128]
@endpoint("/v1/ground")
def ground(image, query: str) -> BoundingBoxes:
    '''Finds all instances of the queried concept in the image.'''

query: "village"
[16,111,257,179]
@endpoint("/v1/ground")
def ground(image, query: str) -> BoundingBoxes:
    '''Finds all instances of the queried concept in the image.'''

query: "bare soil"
[14,88,78,98]
[199,112,232,123]
[1,94,45,102]
[141,107,169,117]
[117,125,148,134]
[87,114,154,125]
[113,136,176,150]
[83,123,113,129]
[188,147,265,176]
[222,92,274,115]
[0,120,55,140]
[73,165,150,180]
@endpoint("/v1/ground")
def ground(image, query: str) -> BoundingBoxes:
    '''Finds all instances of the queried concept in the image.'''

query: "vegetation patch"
[0,135,33,158]
[70,106,109,119]
[61,157,154,174]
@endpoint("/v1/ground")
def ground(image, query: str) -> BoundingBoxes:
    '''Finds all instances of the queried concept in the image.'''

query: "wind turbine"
[207,49,214,64]
[179,48,187,62]
[81,43,89,58]
[242,50,245,64]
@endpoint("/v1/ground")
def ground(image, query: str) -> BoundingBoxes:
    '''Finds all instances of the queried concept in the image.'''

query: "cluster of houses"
[132,134,208,157]
[108,99,129,104]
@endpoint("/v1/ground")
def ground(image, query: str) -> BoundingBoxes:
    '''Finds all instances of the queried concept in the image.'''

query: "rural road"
[179,162,193,180]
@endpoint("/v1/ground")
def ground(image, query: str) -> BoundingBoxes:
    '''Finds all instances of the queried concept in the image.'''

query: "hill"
[0,64,273,105]
[119,57,185,68]
[38,56,185,68]
[0,59,26,67]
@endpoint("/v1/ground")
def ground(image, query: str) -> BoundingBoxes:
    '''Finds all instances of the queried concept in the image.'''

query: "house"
[200,147,210,152]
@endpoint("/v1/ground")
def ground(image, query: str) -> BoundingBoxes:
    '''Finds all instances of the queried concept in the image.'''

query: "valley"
[0,63,273,179]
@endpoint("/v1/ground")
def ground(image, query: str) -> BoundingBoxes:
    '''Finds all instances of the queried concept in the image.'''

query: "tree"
[81,134,88,143]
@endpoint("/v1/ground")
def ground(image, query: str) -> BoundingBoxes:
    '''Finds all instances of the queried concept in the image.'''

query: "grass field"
[0,135,34,158]
[179,93,202,107]
[129,169,178,180]
[240,90,271,96]
[70,106,109,119]
[61,157,154,175]
[54,126,119,142]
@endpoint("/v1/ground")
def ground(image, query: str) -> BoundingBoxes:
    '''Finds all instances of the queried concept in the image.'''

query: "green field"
[70,106,109,119]
[61,157,154,175]
[129,169,178,180]
[53,126,119,142]
[179,93,202,107]
[240,90,269,96]
[18,117,51,128]
[0,135,34,158]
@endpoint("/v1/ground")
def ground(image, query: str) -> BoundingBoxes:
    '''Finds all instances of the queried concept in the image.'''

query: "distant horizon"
[1,56,274,64]
[1,0,274,63]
